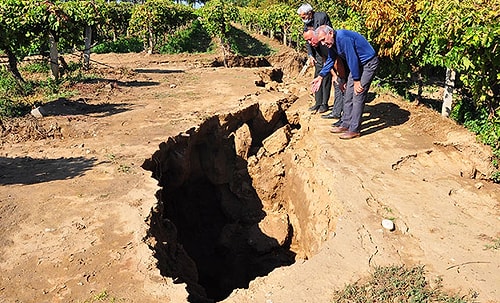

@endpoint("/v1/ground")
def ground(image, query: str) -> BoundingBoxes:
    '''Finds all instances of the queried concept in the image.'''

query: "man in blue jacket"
[297,3,332,113]
[311,25,379,139]
[303,27,347,123]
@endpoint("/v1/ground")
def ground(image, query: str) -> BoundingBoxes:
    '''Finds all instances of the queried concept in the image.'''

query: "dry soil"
[0,37,499,303]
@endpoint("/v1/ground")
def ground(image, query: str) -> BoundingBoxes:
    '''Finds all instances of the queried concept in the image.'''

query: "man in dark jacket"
[297,3,332,113]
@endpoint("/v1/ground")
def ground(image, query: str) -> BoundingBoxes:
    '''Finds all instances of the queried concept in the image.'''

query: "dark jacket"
[304,11,332,61]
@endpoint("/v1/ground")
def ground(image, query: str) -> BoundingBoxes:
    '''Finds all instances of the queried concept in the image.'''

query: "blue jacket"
[319,30,376,81]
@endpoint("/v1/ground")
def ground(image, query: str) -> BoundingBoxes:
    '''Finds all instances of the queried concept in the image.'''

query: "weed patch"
[484,237,500,250]
[81,289,119,303]
[0,61,94,118]
[331,265,476,303]
[20,61,50,74]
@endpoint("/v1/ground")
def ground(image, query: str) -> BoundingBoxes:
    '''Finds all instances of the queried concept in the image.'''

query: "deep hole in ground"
[142,94,338,302]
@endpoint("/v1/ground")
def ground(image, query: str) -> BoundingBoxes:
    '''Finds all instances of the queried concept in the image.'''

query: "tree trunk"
[442,68,456,117]
[220,38,228,68]
[49,31,59,80]
[148,27,154,54]
[5,48,24,84]
[83,25,92,70]
[413,70,423,105]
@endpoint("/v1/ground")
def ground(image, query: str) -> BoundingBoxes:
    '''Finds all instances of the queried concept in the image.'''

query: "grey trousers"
[341,56,379,132]
[331,81,344,117]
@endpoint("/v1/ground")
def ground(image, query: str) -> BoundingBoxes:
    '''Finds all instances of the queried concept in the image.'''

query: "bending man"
[311,25,379,139]
[297,3,332,113]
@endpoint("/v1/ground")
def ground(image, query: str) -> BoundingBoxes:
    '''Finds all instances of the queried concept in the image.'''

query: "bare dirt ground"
[0,36,499,303]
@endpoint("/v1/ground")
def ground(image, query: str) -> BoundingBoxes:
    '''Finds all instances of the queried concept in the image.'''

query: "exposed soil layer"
[142,100,298,302]
[0,35,499,303]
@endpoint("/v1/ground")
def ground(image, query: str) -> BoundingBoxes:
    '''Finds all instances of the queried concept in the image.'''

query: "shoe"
[309,105,320,111]
[332,120,342,127]
[330,126,349,133]
[339,131,360,139]
[318,105,329,113]
[321,112,340,119]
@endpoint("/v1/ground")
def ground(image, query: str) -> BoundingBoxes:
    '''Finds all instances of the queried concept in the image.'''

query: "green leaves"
[238,4,302,48]
[0,0,50,57]
[129,1,195,53]
[196,0,239,60]
[462,57,474,70]
[197,0,238,42]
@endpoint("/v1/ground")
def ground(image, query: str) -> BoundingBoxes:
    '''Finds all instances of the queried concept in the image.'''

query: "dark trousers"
[313,63,332,107]
[341,56,379,132]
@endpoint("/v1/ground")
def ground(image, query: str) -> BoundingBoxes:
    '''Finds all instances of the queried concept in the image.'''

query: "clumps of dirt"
[208,50,306,78]
[228,55,271,68]
[0,115,62,143]
[0,97,132,144]
[142,97,304,302]
[210,55,271,68]
[255,68,284,87]
[267,51,307,77]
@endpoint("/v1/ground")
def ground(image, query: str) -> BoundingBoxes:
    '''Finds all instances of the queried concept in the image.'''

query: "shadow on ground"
[82,78,160,87]
[230,26,275,57]
[0,156,97,185]
[361,101,411,135]
[134,69,185,74]
[35,98,132,117]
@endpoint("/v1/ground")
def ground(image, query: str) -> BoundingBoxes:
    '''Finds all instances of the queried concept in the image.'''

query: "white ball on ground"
[382,219,395,231]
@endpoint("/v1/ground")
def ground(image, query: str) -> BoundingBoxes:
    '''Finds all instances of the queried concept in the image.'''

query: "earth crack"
[391,150,433,170]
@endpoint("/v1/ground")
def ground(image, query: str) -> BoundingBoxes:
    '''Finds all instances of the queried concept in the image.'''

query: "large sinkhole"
[142,98,328,302]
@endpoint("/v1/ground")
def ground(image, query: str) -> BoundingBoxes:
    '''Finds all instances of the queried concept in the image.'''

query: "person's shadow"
[0,156,97,185]
[33,97,132,117]
[361,96,410,135]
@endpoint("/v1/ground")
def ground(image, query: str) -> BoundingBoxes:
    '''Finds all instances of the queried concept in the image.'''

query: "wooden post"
[442,68,456,117]
[49,31,59,80]
[83,25,92,70]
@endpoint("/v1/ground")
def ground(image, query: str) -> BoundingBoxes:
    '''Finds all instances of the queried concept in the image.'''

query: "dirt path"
[0,42,499,303]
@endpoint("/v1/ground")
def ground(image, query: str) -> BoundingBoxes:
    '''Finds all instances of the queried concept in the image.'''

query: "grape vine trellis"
[1,0,497,109]
[196,0,238,67]
[129,0,195,54]
[0,0,498,179]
